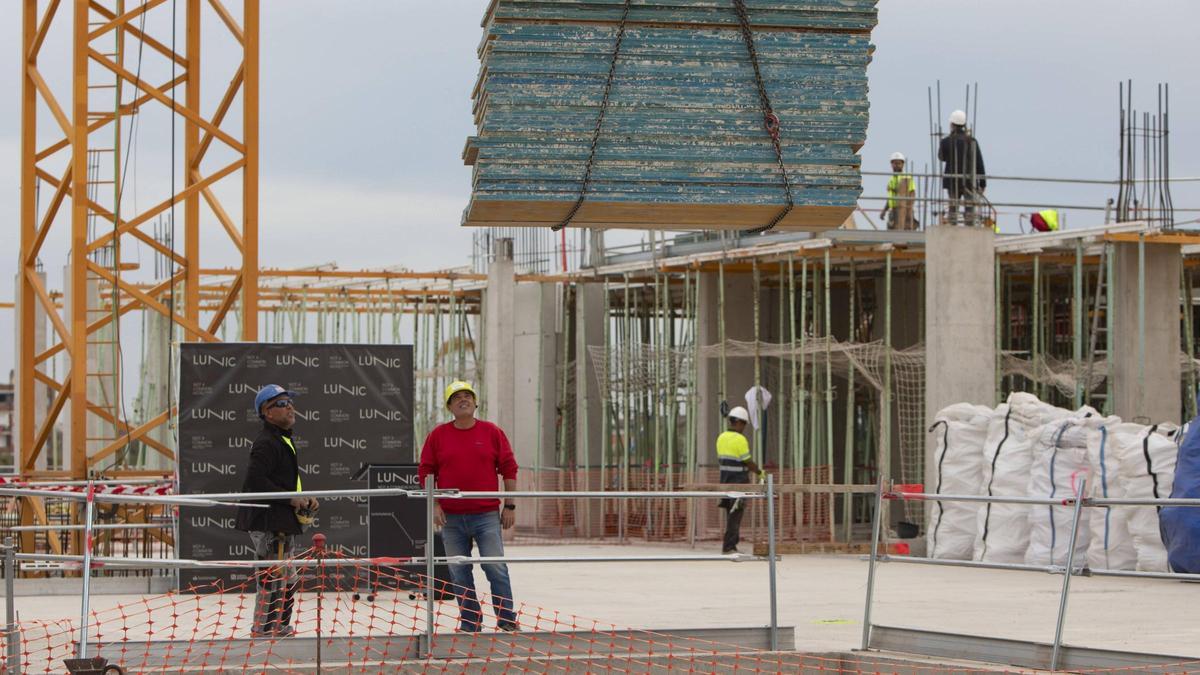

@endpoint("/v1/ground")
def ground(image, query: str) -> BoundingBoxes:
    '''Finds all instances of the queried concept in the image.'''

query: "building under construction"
[6,1,1200,672]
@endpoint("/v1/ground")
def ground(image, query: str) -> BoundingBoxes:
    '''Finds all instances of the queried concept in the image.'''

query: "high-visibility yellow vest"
[281,436,303,492]
[1039,209,1060,231]
[717,431,752,474]
[887,174,915,208]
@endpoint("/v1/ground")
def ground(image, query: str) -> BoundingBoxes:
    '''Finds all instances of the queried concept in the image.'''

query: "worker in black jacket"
[938,109,987,226]
[235,384,317,638]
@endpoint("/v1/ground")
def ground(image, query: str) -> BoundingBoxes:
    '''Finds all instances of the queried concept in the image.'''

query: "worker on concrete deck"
[880,152,917,230]
[418,380,520,632]
[938,110,987,226]
[1029,209,1060,232]
[717,406,761,554]
[235,384,318,638]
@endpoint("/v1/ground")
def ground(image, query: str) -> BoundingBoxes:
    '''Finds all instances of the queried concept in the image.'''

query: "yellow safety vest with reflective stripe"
[1038,209,1060,231]
[717,431,752,475]
[280,435,302,492]
[887,173,915,209]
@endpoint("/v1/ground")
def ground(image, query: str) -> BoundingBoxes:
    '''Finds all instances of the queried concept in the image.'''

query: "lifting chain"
[553,0,634,232]
[732,0,794,235]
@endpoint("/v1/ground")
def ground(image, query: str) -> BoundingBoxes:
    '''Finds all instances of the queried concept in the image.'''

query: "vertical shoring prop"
[1073,240,1084,409]
[844,260,857,541]
[601,278,611,536]
[752,260,763,466]
[1138,234,1146,417]
[1105,245,1116,415]
[881,250,893,540]
[579,277,591,534]
[778,263,786,477]
[823,250,834,542]
[1186,262,1198,419]
[665,272,676,533]
[1033,255,1042,400]
[534,282,545,526]
[621,274,631,542]
[718,261,727,412]
[798,257,808,532]
[788,257,799,536]
[687,268,700,547]
[995,255,1003,405]
[558,283,571,472]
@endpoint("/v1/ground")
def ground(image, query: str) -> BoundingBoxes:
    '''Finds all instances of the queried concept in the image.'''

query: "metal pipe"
[16,552,760,569]
[1051,478,1088,671]
[3,523,171,532]
[1089,568,1200,583]
[1105,244,1116,414]
[3,538,16,675]
[424,475,434,658]
[766,473,778,651]
[1138,234,1146,416]
[875,555,1067,575]
[1033,255,1042,400]
[823,250,834,542]
[881,251,893,531]
[860,476,884,650]
[890,491,1076,506]
[1073,240,1084,408]
[0,488,261,508]
[844,261,856,540]
[76,483,95,659]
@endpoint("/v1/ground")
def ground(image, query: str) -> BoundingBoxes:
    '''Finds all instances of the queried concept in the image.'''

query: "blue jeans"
[441,512,516,631]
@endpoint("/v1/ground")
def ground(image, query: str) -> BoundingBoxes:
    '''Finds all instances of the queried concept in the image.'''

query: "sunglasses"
[269,399,294,409]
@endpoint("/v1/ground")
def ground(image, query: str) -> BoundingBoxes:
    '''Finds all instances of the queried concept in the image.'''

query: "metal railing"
[0,476,780,667]
[860,479,1200,671]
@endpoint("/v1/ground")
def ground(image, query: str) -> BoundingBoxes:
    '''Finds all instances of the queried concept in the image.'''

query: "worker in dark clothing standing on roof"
[235,384,318,638]
[938,109,987,225]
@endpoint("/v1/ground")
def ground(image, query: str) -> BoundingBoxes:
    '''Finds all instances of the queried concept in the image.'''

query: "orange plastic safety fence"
[11,543,1199,674]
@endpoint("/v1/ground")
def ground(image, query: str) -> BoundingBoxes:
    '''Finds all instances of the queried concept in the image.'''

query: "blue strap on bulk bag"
[1160,412,1200,572]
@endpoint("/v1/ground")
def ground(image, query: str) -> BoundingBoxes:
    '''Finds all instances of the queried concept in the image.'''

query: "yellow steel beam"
[243,0,260,340]
[207,0,244,44]
[27,0,62,61]
[88,0,186,67]
[195,64,243,167]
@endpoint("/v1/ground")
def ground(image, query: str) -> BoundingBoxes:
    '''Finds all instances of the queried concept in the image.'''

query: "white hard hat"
[949,110,967,126]
[727,406,750,423]
[889,152,906,162]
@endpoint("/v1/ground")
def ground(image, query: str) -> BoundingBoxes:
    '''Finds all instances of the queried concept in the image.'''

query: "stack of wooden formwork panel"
[462,0,879,231]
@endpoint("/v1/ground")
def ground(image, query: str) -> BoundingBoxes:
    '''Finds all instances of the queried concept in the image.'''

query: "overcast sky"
[2,0,1198,380]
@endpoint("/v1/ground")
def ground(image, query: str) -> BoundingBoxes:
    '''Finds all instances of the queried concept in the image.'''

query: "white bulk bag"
[1084,417,1137,570]
[1115,423,1179,572]
[1026,420,1092,566]
[928,403,993,560]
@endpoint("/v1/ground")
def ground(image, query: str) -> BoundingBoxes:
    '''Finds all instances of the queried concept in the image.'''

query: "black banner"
[178,343,413,590]
[365,464,452,593]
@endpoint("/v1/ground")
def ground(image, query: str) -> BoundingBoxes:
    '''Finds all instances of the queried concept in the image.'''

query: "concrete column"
[573,282,604,536]
[511,281,556,471]
[1112,242,1182,424]
[695,271,758,463]
[924,226,996,492]
[483,239,516,435]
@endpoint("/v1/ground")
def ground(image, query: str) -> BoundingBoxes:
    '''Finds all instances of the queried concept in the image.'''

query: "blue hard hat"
[254,384,296,417]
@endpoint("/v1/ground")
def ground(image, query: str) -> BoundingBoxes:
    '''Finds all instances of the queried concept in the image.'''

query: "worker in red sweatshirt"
[418,380,520,632]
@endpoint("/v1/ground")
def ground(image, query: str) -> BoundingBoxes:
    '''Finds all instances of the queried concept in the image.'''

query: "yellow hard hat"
[444,380,477,406]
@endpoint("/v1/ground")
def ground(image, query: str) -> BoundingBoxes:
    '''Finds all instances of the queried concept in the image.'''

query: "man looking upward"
[418,381,520,632]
